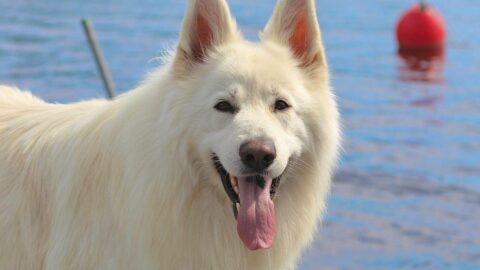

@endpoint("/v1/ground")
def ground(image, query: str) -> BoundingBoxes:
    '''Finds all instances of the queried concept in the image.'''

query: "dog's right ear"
[173,0,239,77]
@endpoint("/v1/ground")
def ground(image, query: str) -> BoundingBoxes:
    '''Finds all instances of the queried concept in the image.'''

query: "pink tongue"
[236,176,276,250]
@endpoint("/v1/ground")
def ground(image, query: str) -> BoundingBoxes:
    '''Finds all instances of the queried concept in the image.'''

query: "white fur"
[0,0,340,269]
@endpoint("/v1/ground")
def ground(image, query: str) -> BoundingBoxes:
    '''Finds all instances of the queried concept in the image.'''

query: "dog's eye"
[214,101,236,113]
[274,99,290,112]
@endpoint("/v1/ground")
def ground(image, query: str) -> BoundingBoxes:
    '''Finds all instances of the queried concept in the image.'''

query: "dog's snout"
[239,139,276,172]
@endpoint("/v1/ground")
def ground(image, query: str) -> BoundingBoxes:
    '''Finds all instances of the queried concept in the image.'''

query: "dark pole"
[81,19,116,99]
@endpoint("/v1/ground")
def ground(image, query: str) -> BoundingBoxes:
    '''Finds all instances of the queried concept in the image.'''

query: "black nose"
[239,138,276,172]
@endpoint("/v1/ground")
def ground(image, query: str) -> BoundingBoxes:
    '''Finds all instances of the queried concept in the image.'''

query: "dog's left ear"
[262,0,327,70]
[173,0,239,77]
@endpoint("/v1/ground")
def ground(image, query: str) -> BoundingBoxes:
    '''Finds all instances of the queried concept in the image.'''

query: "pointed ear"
[173,0,238,75]
[262,0,326,69]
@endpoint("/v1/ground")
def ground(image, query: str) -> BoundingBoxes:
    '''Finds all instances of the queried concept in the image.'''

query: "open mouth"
[212,154,282,250]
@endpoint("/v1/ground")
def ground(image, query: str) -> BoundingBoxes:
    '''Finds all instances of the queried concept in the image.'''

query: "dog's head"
[172,0,334,251]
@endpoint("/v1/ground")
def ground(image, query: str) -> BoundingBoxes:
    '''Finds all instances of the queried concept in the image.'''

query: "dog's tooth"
[231,176,239,194]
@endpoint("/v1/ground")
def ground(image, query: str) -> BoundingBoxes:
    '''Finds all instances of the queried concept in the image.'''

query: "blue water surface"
[1,0,479,269]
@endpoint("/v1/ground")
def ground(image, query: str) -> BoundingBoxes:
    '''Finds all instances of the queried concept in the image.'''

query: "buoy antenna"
[419,1,428,11]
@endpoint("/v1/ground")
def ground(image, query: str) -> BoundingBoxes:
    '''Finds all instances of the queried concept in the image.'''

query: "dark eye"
[274,99,290,111]
[214,101,235,113]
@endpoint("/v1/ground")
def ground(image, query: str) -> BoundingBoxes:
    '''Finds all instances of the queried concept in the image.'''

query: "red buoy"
[396,2,446,51]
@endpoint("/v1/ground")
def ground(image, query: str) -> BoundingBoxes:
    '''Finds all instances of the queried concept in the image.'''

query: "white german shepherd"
[0,0,340,269]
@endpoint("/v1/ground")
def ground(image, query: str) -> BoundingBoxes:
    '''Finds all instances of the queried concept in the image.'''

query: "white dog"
[0,0,340,269]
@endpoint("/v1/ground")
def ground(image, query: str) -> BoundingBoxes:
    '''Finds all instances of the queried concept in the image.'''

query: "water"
[1,0,479,269]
